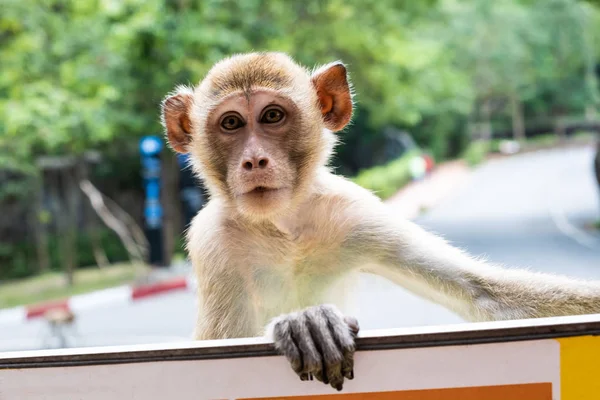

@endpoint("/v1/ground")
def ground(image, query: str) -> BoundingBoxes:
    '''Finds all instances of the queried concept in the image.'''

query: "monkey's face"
[204,89,303,218]
[162,52,353,221]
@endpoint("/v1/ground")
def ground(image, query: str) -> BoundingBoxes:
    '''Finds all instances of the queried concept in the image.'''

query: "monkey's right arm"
[188,206,259,341]
[192,256,258,340]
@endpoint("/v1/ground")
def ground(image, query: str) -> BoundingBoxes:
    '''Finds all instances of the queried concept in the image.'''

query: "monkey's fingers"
[305,306,346,391]
[322,308,359,381]
[271,305,359,391]
[288,313,325,382]
[272,318,304,377]
[342,315,359,379]
[344,316,360,337]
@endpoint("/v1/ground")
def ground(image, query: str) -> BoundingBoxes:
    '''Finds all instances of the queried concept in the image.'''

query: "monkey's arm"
[193,264,257,340]
[187,205,258,340]
[352,206,600,322]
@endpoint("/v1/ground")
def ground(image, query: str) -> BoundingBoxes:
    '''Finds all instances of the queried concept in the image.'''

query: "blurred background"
[1,0,600,352]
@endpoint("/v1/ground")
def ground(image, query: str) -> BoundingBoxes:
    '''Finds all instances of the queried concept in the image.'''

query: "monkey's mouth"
[248,186,279,194]
[240,185,289,201]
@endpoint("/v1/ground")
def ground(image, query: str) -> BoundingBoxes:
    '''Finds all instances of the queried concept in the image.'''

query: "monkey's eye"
[260,107,285,124]
[220,114,244,131]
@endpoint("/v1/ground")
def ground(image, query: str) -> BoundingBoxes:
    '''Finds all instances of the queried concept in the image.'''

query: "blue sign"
[144,200,163,229]
[141,157,161,180]
[140,136,163,157]
[140,136,163,229]
[145,181,160,200]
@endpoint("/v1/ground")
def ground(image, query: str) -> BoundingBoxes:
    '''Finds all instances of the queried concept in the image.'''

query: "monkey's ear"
[161,86,194,153]
[311,62,353,132]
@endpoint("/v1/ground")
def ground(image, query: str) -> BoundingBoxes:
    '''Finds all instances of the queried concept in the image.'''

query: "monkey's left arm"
[352,208,600,322]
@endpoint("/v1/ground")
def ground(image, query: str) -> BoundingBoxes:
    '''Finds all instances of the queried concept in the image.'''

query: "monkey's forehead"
[199,52,311,99]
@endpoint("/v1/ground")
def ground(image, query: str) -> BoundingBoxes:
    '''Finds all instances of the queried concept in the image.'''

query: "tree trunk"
[510,93,525,142]
[481,99,493,141]
[87,213,109,268]
[62,167,80,287]
[79,161,109,268]
[554,119,567,143]
[31,173,50,273]
[48,171,73,286]
[79,180,147,265]
[582,7,599,121]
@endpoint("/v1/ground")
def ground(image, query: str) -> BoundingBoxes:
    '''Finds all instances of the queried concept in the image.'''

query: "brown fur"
[162,52,600,391]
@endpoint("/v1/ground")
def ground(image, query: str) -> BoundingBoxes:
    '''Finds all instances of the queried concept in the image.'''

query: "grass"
[0,262,146,309]
[523,133,560,147]
[463,140,491,166]
[511,131,594,149]
[351,150,422,200]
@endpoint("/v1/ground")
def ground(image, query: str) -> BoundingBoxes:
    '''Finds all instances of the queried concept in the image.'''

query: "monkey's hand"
[266,304,359,391]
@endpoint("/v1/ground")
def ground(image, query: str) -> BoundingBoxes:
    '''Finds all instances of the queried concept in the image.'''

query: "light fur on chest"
[239,232,355,324]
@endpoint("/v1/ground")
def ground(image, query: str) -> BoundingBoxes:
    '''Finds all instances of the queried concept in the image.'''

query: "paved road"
[1,146,599,351]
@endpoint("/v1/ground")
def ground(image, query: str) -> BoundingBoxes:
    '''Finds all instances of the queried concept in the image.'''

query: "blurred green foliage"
[351,150,422,200]
[0,228,128,280]
[463,141,492,167]
[462,130,597,166]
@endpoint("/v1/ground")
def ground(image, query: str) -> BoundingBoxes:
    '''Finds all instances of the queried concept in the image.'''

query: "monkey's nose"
[242,156,269,171]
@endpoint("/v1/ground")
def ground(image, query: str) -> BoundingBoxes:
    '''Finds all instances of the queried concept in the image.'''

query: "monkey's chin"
[236,187,292,220]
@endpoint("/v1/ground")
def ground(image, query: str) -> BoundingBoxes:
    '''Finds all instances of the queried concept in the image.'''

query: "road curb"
[0,276,194,326]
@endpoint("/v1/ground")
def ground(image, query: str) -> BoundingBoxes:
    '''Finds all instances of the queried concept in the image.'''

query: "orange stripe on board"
[238,383,552,400]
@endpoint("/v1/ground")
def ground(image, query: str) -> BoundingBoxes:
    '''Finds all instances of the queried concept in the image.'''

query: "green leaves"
[1,0,598,172]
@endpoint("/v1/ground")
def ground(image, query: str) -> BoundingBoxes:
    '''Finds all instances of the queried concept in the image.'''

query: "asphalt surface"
[1,146,599,352]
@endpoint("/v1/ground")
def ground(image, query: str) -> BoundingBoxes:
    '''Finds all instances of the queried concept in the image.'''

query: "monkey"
[161,52,600,391]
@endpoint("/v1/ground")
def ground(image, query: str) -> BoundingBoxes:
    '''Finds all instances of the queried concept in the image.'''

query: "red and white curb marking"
[0,276,195,326]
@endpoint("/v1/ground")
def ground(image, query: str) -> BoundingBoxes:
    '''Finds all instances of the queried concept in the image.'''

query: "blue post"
[139,136,165,267]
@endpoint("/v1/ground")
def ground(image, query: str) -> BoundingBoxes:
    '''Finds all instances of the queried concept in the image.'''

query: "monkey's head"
[161,52,353,221]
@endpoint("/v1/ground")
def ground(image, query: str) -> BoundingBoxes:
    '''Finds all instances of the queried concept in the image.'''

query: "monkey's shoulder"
[309,171,385,224]
[314,169,375,197]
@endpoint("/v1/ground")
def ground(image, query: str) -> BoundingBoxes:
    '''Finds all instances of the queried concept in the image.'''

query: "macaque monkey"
[162,52,600,391]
